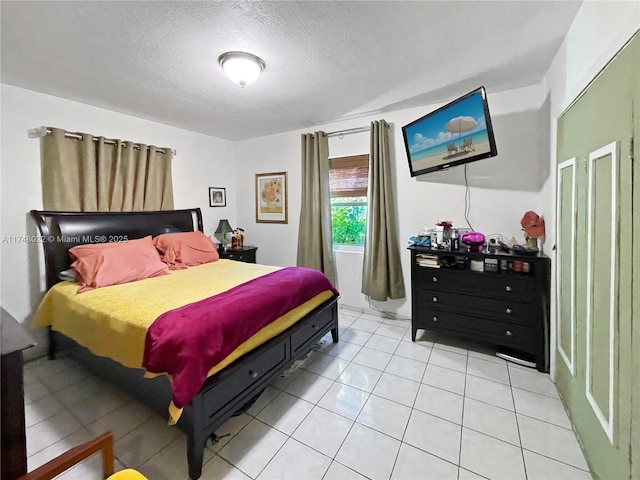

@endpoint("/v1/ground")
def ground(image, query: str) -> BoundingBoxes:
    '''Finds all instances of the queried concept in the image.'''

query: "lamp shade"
[218,51,265,87]
[214,219,233,243]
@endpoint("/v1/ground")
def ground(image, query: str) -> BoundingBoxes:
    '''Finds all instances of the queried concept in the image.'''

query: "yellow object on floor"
[108,469,148,480]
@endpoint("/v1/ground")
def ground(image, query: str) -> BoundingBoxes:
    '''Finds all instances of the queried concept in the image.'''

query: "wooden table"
[1,308,36,480]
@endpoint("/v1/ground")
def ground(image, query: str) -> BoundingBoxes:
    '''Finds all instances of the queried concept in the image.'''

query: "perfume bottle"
[450,229,459,251]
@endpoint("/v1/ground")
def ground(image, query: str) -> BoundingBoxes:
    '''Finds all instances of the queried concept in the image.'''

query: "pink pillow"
[69,236,168,293]
[153,231,219,269]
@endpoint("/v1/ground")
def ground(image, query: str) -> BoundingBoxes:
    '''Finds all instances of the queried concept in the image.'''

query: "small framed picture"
[255,172,287,223]
[209,187,226,207]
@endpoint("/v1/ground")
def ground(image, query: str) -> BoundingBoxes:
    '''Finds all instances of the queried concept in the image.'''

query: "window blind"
[329,154,369,198]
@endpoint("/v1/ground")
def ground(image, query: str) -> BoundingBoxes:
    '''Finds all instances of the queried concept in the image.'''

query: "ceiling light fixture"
[218,51,265,88]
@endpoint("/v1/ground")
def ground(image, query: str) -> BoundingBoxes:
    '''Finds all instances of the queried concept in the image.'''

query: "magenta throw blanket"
[142,267,338,408]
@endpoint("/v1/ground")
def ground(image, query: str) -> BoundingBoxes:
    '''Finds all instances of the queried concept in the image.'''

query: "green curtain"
[296,131,337,284]
[41,127,174,211]
[362,120,405,301]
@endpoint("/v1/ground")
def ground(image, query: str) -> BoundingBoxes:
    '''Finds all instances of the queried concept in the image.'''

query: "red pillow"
[69,236,169,293]
[153,231,219,269]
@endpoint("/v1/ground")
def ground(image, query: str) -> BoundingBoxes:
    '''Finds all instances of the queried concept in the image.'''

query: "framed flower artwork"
[255,172,287,223]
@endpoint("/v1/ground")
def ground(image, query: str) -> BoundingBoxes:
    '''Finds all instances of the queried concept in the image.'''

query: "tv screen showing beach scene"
[402,87,497,176]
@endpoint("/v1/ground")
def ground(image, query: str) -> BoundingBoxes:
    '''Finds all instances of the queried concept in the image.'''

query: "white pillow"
[58,268,77,282]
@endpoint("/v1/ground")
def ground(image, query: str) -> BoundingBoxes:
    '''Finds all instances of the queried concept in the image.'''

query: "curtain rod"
[326,121,389,138]
[28,126,176,157]
[326,126,370,138]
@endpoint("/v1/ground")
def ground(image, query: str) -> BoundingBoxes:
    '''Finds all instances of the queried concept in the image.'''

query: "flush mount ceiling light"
[218,51,265,87]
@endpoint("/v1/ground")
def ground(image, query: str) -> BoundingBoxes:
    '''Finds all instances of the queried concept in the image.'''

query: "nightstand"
[219,246,258,263]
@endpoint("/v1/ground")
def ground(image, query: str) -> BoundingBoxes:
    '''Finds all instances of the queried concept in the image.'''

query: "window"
[329,154,369,245]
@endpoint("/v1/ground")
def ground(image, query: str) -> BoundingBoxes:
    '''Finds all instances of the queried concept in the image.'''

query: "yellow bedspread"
[34,259,334,374]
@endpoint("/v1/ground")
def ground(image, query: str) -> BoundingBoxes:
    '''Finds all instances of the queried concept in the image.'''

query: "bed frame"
[30,208,339,480]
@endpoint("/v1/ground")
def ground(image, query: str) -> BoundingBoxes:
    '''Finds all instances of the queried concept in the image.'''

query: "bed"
[30,208,339,480]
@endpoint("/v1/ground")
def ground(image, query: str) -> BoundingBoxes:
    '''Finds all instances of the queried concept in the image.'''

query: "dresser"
[409,246,550,372]
[1,308,36,480]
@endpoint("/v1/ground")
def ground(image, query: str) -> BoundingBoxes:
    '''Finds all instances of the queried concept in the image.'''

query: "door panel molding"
[585,141,618,444]
[556,157,577,375]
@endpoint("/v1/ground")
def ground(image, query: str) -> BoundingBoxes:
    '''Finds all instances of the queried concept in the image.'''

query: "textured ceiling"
[1,1,582,141]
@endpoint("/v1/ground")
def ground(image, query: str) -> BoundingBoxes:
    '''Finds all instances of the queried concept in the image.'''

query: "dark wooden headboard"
[30,209,203,289]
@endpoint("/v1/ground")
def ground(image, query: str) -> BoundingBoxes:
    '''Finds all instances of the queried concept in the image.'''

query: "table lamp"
[214,219,233,251]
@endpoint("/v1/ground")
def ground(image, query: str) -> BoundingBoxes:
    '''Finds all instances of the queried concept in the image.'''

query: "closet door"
[555,158,576,377]
[555,32,637,479]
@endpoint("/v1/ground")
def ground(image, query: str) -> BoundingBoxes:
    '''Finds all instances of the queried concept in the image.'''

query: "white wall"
[235,84,552,317]
[542,2,639,377]
[0,84,236,358]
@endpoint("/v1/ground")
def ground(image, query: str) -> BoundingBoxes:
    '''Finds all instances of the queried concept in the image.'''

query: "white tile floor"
[23,308,593,480]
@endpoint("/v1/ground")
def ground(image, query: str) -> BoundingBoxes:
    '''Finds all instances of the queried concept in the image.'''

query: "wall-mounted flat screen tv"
[402,86,497,177]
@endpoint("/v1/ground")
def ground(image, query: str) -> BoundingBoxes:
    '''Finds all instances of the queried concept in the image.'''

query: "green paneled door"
[555,32,638,479]
[556,158,576,375]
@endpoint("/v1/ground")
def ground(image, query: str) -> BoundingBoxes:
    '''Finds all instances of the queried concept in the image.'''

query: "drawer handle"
[312,324,319,330]
[249,370,259,378]
[505,286,512,292]
[505,330,513,336]
[433,316,438,322]
[432,296,438,303]
[506,308,512,314]
[432,276,438,282]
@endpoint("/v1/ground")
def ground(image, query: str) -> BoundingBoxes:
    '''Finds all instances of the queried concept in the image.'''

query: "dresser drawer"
[414,307,535,352]
[221,250,256,263]
[414,289,535,325]
[413,267,535,302]
[290,305,335,355]
[201,338,288,427]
